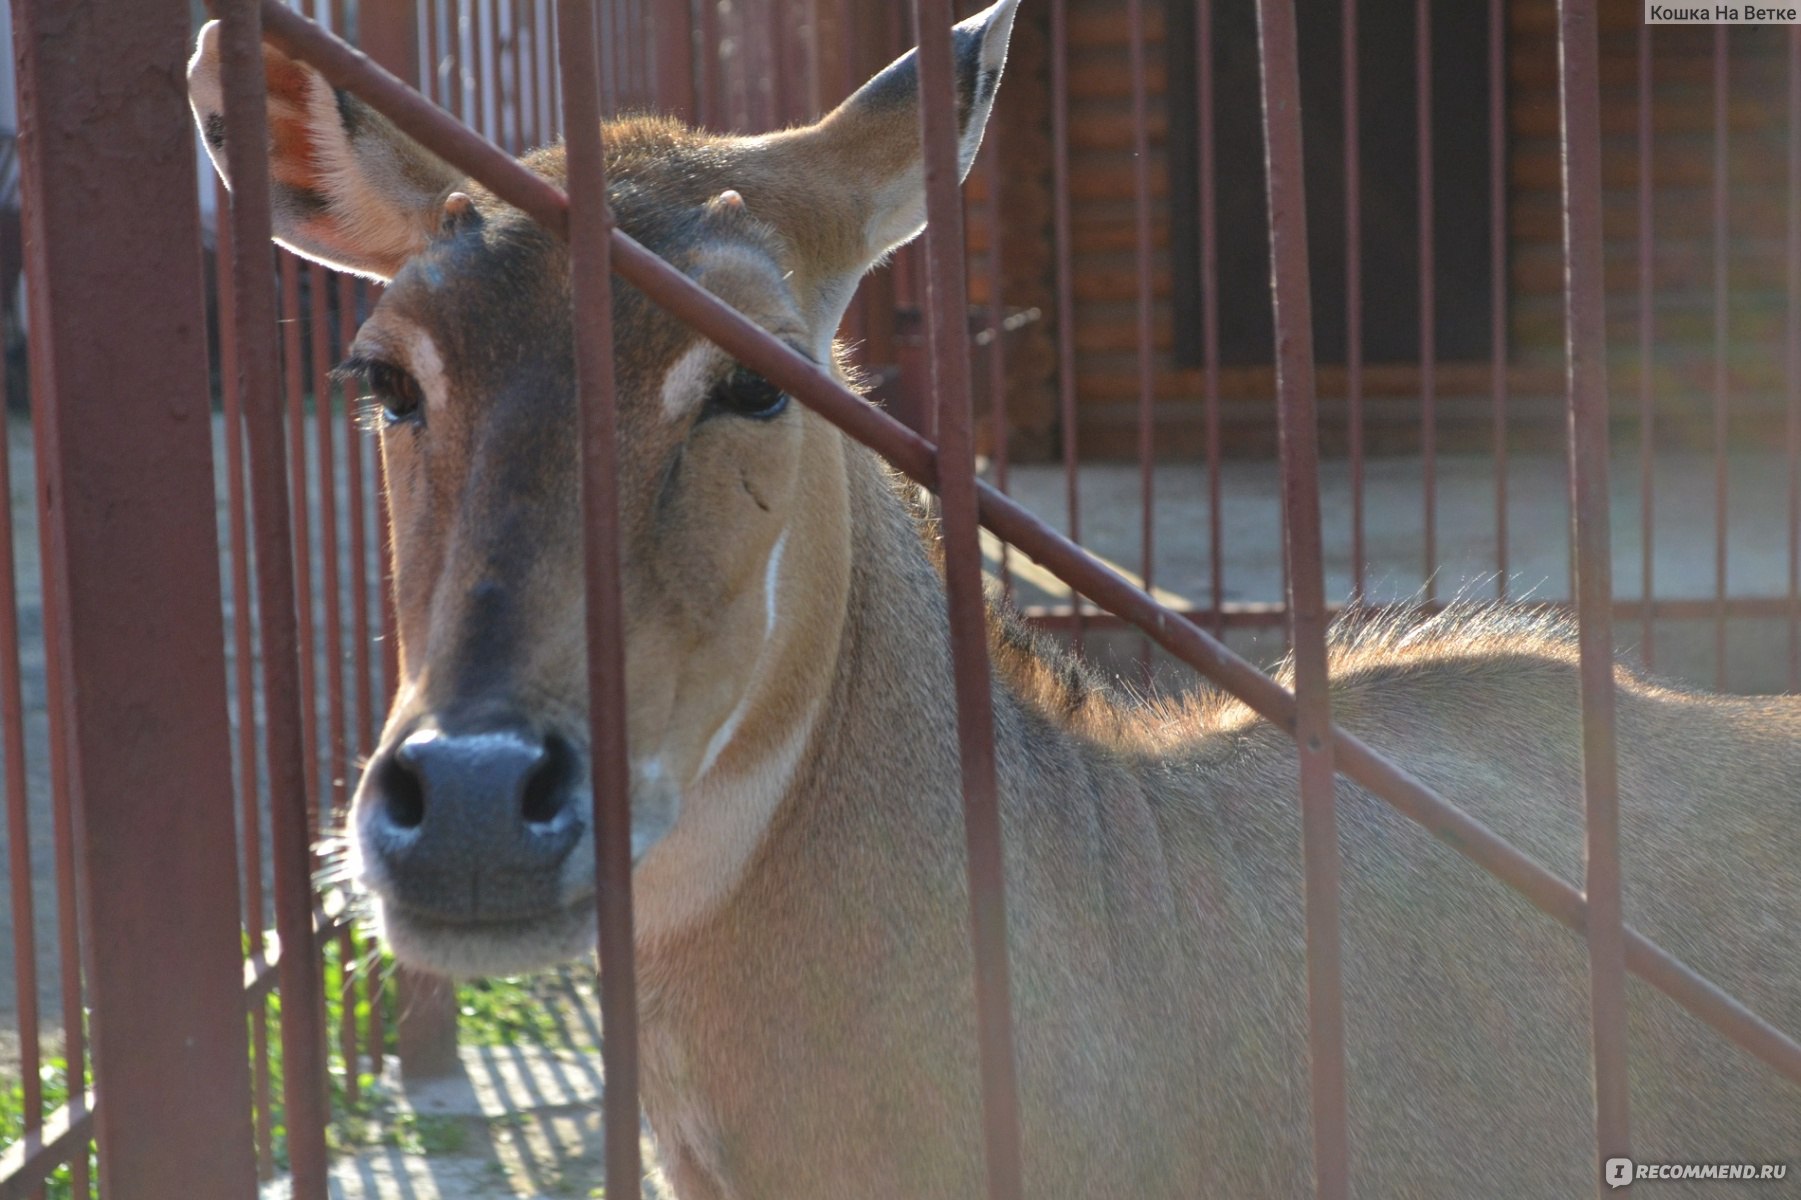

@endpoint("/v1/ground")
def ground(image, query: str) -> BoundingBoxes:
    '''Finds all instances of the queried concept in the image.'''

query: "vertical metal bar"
[1343,0,1363,602]
[1555,0,1633,1185]
[984,138,1011,596]
[557,2,641,1196]
[1790,26,1801,692]
[1417,0,1436,602]
[215,174,276,1178]
[283,256,321,842]
[1050,0,1082,649]
[1491,0,1508,601]
[913,2,1024,1195]
[514,0,534,149]
[697,0,721,127]
[42,558,84,1200]
[0,263,40,1200]
[481,0,500,140]
[217,1,334,1190]
[1713,26,1729,691]
[1128,0,1155,674]
[1201,0,1223,633]
[309,254,356,1102]
[1639,23,1656,668]
[1253,1,1349,1195]
[339,273,385,1079]
[657,0,696,120]
[11,0,260,1192]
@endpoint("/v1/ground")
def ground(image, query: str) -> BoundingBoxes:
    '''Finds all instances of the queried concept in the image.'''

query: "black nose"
[363,727,583,921]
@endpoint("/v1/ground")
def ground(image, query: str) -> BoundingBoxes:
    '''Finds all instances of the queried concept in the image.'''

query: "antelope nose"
[364,727,583,920]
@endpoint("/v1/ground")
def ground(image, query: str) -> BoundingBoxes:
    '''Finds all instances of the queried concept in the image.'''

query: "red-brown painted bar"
[264,0,1801,1094]
[309,253,358,1101]
[1128,0,1155,675]
[1491,0,1508,600]
[215,172,278,1178]
[0,1095,94,1200]
[1050,0,1083,648]
[1343,0,1363,601]
[1639,22,1656,668]
[1555,0,1633,1182]
[1713,27,1730,691]
[0,262,40,1193]
[656,0,695,121]
[40,438,84,1200]
[1254,0,1350,1193]
[557,0,642,1193]
[914,1,1025,1194]
[1417,0,1435,603]
[217,0,335,1191]
[1199,0,1223,632]
[1791,26,1801,692]
[984,137,1012,597]
[11,0,259,1192]
[342,271,384,1081]
[283,256,322,841]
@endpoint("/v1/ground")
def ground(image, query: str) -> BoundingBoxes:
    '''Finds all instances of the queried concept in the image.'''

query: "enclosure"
[2,0,1800,1196]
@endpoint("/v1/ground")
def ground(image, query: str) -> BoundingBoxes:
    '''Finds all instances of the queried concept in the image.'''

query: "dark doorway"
[1166,0,1499,368]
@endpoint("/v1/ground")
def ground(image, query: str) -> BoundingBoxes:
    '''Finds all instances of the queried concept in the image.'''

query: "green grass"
[2,933,581,1191]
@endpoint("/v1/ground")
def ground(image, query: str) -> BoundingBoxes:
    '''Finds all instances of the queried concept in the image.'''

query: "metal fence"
[2,0,1801,1198]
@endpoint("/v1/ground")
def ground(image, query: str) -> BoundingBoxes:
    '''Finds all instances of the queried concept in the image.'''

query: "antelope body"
[189,6,1801,1196]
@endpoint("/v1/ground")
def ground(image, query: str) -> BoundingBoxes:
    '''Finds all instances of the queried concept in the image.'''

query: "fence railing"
[5,1,1801,1198]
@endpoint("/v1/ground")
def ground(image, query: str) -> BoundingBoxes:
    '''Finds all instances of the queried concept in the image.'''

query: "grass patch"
[3,933,587,1188]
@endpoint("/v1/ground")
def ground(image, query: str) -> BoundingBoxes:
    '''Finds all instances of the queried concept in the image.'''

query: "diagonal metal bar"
[1555,0,1632,1185]
[254,0,1801,1094]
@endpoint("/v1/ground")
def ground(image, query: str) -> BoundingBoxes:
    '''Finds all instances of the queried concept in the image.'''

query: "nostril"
[521,734,574,827]
[379,749,427,830]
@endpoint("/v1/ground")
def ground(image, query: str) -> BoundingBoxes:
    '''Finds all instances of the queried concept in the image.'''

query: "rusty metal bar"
[283,256,322,844]
[1639,22,1656,669]
[0,249,40,1199]
[1254,0,1349,1193]
[557,0,642,1194]
[41,461,83,1200]
[1023,594,1801,634]
[1556,0,1632,1184]
[1128,0,1155,676]
[341,272,384,1080]
[1199,0,1223,633]
[656,0,696,121]
[308,252,358,1102]
[1792,25,1801,693]
[1713,27,1730,690]
[914,0,1024,1194]
[0,1095,94,1200]
[1417,0,1435,603]
[12,0,260,1191]
[1050,0,1082,648]
[215,172,277,1179]
[982,140,1011,597]
[218,0,334,1190]
[1343,0,1363,602]
[267,0,1801,1092]
[1491,0,1507,601]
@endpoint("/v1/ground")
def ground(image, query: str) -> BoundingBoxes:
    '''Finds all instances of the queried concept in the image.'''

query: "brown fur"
[190,8,1800,1196]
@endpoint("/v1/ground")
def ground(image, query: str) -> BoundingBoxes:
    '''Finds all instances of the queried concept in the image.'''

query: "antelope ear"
[188,20,463,280]
[804,0,1021,267]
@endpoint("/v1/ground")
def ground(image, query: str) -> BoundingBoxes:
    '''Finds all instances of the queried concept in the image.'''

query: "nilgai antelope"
[190,5,1800,1196]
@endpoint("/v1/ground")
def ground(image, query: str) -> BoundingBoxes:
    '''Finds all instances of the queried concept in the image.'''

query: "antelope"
[189,4,1801,1196]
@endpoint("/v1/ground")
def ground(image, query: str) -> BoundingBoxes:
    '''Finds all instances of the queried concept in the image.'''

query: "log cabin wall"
[1032,0,1797,461]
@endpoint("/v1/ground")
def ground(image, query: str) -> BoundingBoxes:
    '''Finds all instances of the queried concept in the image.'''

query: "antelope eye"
[368,361,425,424]
[703,367,788,421]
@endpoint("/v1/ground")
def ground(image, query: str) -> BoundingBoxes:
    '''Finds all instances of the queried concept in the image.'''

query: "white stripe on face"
[660,342,724,421]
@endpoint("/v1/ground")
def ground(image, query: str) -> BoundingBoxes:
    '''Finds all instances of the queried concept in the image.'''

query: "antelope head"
[188,1,1021,976]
